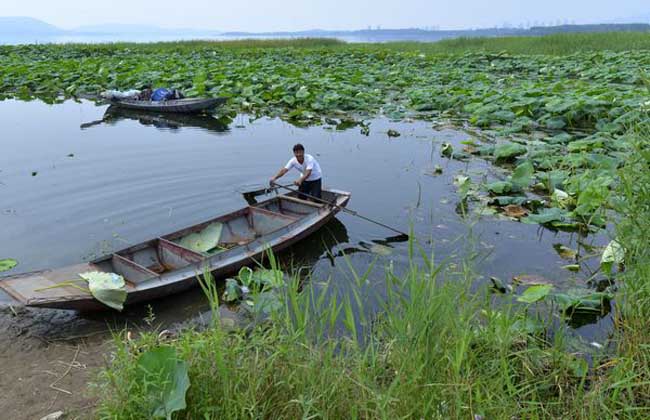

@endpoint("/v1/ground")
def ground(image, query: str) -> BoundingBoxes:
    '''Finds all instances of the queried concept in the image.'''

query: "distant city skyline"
[0,1,648,32]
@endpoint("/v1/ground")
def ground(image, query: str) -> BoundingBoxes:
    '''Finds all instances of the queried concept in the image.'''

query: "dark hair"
[292,143,305,152]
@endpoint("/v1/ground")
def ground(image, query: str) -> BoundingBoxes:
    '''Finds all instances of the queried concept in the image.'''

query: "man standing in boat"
[270,143,323,200]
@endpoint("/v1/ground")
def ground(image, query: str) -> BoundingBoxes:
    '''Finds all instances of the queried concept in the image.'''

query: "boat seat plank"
[158,238,205,270]
[248,207,300,236]
[111,254,158,284]
[0,263,98,303]
[280,195,324,208]
[249,206,299,220]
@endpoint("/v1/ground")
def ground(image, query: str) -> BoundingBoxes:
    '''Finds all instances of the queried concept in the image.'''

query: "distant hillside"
[0,17,63,35]
[528,23,650,35]
[221,24,650,42]
[221,27,524,42]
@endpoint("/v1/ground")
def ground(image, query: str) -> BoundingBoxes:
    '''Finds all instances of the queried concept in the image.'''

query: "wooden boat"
[110,97,227,114]
[81,105,230,134]
[0,189,351,312]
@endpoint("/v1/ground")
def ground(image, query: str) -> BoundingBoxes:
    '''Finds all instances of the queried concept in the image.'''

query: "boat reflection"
[80,105,230,134]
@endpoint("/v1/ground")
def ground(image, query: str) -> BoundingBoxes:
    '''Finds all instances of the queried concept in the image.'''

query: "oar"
[241,184,284,204]
[268,183,409,238]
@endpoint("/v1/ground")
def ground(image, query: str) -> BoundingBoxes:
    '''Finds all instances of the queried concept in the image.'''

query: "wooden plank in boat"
[0,263,98,303]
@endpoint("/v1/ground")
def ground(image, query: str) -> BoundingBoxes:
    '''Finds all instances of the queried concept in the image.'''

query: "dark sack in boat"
[151,88,185,101]
[151,88,173,101]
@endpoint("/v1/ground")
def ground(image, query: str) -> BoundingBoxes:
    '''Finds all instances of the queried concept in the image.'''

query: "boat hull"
[111,97,227,113]
[0,190,350,311]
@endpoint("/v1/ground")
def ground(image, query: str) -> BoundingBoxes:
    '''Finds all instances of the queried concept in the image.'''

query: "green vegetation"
[406,32,650,55]
[0,258,18,272]
[95,119,650,418]
[94,251,605,418]
[2,34,649,416]
[2,36,649,229]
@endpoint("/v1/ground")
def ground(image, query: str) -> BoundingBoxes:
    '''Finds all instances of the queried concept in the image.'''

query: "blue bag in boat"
[151,88,173,101]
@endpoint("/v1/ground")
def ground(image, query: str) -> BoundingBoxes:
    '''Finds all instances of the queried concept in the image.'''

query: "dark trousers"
[298,178,322,200]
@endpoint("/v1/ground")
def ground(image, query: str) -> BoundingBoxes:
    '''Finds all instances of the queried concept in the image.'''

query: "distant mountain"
[223,23,650,41]
[528,23,650,35]
[0,17,63,35]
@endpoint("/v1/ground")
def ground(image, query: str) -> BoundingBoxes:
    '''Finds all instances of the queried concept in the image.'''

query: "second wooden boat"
[110,97,227,113]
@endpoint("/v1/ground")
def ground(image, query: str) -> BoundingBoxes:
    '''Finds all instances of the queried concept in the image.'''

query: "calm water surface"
[0,100,613,344]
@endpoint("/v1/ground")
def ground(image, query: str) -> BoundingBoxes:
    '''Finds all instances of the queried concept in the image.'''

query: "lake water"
[0,32,454,45]
[0,99,614,345]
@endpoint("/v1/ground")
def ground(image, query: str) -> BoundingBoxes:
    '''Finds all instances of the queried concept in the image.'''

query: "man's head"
[293,143,305,163]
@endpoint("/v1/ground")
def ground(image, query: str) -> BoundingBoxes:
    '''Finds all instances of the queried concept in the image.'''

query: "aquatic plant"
[0,39,645,229]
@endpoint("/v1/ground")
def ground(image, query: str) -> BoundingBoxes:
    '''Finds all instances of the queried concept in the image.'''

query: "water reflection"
[0,99,614,341]
[80,105,230,134]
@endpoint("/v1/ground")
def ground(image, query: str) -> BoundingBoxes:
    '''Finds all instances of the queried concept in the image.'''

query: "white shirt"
[285,154,322,181]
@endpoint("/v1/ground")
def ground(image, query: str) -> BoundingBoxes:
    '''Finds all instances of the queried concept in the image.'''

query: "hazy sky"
[2,0,648,31]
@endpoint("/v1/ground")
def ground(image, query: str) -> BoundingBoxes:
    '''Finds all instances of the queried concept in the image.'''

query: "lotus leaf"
[601,240,624,274]
[486,181,514,195]
[223,278,243,302]
[79,271,127,311]
[503,204,527,218]
[513,274,552,285]
[136,346,190,420]
[553,244,577,261]
[494,143,527,161]
[517,284,553,304]
[178,222,223,254]
[522,208,570,225]
[510,161,534,189]
[0,258,18,272]
[440,142,453,158]
[553,289,613,313]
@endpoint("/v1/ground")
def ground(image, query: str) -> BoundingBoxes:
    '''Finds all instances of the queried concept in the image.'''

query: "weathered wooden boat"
[0,189,351,312]
[110,97,227,113]
[105,106,230,133]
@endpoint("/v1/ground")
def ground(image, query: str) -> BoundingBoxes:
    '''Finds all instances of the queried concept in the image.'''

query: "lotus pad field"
[1,41,649,229]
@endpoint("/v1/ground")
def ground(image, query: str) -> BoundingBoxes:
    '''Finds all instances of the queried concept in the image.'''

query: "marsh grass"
[392,32,650,55]
[10,31,650,56]
[95,242,616,419]
[597,117,650,415]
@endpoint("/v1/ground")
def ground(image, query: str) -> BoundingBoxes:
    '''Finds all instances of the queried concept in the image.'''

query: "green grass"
[8,32,650,417]
[34,37,346,52]
[387,32,650,55]
[26,32,650,55]
[597,118,650,413]
[92,117,650,419]
[94,248,621,419]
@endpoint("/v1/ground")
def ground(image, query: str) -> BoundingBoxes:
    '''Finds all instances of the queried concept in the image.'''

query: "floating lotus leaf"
[522,208,570,225]
[0,258,18,272]
[494,143,527,161]
[553,244,577,261]
[517,284,553,304]
[513,274,552,286]
[503,204,528,218]
[486,181,514,195]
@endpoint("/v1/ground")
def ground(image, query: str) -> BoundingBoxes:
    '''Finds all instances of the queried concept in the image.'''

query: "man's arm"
[270,167,289,185]
[295,169,312,186]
